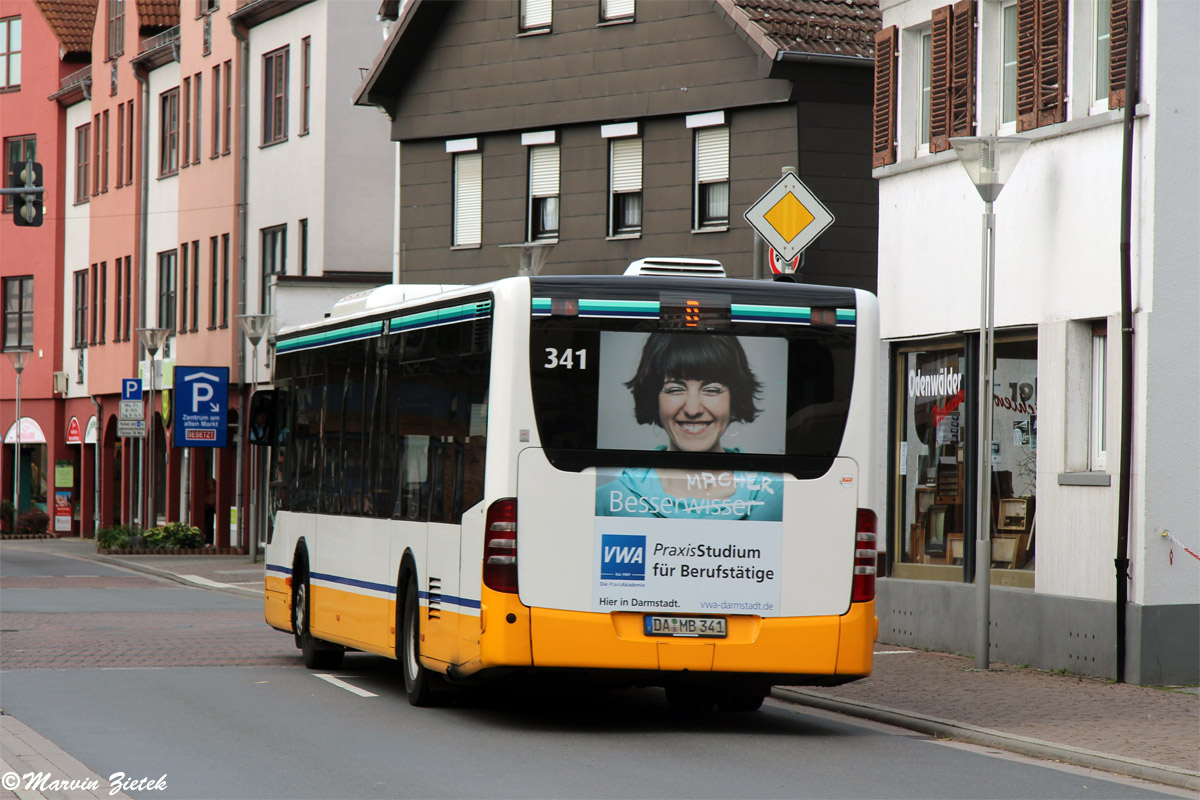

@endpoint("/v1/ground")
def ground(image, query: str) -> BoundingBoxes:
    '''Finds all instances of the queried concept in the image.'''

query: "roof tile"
[136,0,179,28]
[33,0,97,55]
[732,0,881,60]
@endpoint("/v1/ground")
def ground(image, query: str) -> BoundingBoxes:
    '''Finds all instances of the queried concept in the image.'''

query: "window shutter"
[522,0,551,29]
[949,0,976,140]
[1015,0,1038,131]
[695,126,729,183]
[610,137,642,193]
[1036,0,1066,126]
[929,5,953,153]
[529,145,559,197]
[454,152,482,247]
[1108,0,1128,109]
[604,0,635,20]
[872,25,897,167]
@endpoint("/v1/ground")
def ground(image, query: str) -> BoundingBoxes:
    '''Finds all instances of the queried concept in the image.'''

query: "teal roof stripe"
[836,309,856,323]
[732,304,812,322]
[392,300,491,332]
[278,320,383,353]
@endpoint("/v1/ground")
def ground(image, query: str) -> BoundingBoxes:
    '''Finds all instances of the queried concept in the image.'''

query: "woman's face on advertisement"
[658,377,731,452]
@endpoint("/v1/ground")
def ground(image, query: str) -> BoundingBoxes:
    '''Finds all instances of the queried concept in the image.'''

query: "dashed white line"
[314,674,378,697]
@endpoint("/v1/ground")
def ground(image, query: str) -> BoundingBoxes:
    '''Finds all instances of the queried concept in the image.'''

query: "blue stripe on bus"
[280,567,482,610]
[533,298,855,327]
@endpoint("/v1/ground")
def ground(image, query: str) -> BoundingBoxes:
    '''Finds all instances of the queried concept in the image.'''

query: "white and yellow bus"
[259,259,879,710]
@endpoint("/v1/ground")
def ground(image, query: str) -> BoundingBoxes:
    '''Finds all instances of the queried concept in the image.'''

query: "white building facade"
[871,0,1198,684]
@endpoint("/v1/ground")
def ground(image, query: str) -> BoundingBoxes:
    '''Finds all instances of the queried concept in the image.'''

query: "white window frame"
[1089,327,1108,470]
[690,119,729,231]
[527,143,560,241]
[999,0,1018,133]
[918,28,932,152]
[1092,0,1112,112]
[601,0,634,23]
[603,123,641,237]
[452,148,482,248]
[1,16,21,89]
[520,0,551,32]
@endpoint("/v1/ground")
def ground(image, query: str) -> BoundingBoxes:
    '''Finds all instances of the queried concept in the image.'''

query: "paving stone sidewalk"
[4,537,1198,792]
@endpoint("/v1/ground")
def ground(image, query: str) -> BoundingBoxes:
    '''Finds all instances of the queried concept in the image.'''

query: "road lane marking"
[875,650,916,655]
[314,674,378,697]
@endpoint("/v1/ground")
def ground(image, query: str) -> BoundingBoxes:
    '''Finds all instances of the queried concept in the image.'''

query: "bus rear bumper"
[513,601,875,683]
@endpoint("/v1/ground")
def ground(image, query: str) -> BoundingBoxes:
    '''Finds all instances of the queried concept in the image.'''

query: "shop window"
[893,333,1038,579]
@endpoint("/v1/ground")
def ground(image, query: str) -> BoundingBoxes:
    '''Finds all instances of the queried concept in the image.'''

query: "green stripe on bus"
[577,299,659,315]
[732,304,811,322]
[837,309,856,323]
[278,321,383,352]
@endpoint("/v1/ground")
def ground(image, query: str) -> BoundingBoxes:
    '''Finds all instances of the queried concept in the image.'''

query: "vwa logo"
[600,534,646,581]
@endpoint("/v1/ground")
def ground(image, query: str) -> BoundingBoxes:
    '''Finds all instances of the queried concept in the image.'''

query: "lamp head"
[950,136,1030,203]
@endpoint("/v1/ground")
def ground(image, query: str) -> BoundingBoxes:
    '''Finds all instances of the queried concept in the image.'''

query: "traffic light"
[10,161,44,227]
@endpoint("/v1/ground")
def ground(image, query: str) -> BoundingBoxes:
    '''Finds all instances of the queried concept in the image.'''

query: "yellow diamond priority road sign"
[744,173,834,263]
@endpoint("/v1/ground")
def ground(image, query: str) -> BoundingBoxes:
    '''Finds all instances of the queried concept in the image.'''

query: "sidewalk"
[5,536,1199,792]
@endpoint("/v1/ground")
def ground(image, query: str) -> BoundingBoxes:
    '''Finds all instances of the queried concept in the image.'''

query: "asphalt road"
[0,547,1186,800]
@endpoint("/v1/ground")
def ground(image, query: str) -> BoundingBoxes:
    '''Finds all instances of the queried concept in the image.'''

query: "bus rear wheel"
[401,578,452,707]
[293,564,344,670]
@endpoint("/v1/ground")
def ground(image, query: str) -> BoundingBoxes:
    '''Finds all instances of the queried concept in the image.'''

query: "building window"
[2,275,33,350]
[124,101,134,184]
[527,143,559,241]
[919,29,932,149]
[116,103,125,188]
[1090,322,1108,470]
[300,37,311,135]
[91,113,101,194]
[160,88,179,176]
[692,124,729,229]
[179,243,189,333]
[114,256,122,341]
[520,0,551,32]
[893,333,1037,579]
[157,250,176,332]
[453,151,482,247]
[222,60,232,154]
[1093,0,1112,107]
[198,0,219,14]
[605,128,641,236]
[209,236,218,328]
[601,0,634,22]
[1015,0,1067,130]
[73,271,88,349]
[299,218,309,274]
[89,264,98,344]
[263,47,289,146]
[98,262,107,343]
[75,124,91,203]
[220,233,230,326]
[192,73,202,164]
[106,0,124,59]
[1,15,21,90]
[181,76,191,167]
[261,225,286,313]
[101,110,110,192]
[211,65,221,157]
[4,134,35,213]
[190,240,199,331]
[1000,1,1018,129]
[123,255,132,340]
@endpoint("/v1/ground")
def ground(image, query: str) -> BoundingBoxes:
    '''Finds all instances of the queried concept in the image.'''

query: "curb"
[773,687,1200,792]
[87,553,263,600]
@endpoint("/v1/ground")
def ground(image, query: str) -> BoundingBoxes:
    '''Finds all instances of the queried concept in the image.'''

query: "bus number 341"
[544,347,589,370]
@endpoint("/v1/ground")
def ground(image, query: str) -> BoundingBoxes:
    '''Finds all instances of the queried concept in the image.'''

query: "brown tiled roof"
[136,0,179,28]
[729,0,880,60]
[33,0,97,55]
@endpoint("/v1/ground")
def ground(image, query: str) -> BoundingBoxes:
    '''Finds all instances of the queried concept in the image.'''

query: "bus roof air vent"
[624,258,726,278]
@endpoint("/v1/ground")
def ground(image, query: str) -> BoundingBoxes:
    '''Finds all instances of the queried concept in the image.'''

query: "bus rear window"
[528,280,857,476]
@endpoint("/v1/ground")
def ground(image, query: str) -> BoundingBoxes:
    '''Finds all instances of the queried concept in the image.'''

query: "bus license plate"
[644,615,727,638]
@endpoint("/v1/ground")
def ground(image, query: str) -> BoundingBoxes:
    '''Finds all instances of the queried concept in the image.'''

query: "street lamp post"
[237,314,272,563]
[136,328,170,530]
[950,135,1029,670]
[5,349,31,526]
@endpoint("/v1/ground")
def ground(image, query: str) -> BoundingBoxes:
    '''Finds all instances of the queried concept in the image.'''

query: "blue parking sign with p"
[173,366,229,448]
[122,378,142,401]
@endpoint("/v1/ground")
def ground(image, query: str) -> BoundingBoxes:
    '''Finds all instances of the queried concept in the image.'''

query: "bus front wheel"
[293,564,344,670]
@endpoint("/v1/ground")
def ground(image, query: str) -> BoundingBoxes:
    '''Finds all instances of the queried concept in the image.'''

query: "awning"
[4,417,48,444]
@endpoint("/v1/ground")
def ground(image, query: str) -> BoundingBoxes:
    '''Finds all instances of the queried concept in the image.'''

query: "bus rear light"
[852,509,877,603]
[483,498,519,594]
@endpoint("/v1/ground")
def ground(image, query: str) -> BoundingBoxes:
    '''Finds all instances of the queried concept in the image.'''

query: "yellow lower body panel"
[264,574,292,632]
[309,583,395,657]
[520,601,876,678]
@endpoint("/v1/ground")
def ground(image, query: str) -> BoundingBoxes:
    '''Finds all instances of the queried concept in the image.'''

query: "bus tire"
[400,578,451,707]
[665,683,714,714]
[715,685,767,713]
[293,561,344,670]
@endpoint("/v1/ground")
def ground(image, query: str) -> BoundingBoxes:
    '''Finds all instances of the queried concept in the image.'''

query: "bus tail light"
[483,498,518,594]
[852,509,877,603]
